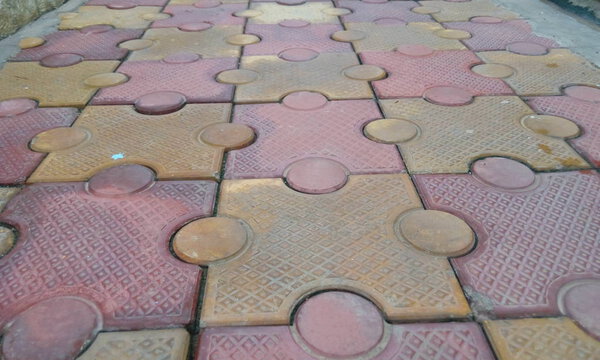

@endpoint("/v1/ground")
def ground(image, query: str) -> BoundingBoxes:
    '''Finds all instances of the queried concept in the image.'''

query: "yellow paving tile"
[0,188,18,257]
[125,26,244,60]
[28,104,233,182]
[416,0,518,22]
[59,6,164,29]
[337,22,467,53]
[378,96,589,173]
[0,188,19,211]
[201,174,471,326]
[484,318,600,360]
[247,2,340,24]
[0,61,120,107]
[478,49,600,96]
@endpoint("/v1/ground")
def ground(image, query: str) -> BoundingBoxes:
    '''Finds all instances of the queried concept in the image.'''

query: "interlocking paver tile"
[361,50,512,98]
[92,58,237,105]
[335,22,467,53]
[225,93,404,179]
[78,328,190,359]
[246,2,340,24]
[87,0,168,5]
[445,19,559,52]
[478,49,600,96]
[415,0,519,22]
[484,318,600,359]
[0,99,78,184]
[123,26,244,60]
[0,60,121,107]
[0,164,216,330]
[11,26,143,61]
[169,0,247,4]
[198,292,493,359]
[223,52,382,102]
[377,97,588,173]
[26,104,253,182]
[59,6,165,29]
[337,0,431,23]
[414,164,600,317]
[244,23,352,55]
[151,4,246,28]
[200,174,473,326]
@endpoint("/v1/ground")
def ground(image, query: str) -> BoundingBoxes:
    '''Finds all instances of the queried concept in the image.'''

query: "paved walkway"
[0,0,599,359]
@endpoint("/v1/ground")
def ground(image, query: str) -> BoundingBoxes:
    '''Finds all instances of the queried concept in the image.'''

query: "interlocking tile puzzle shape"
[124,26,244,60]
[246,2,341,24]
[336,22,468,53]
[414,0,519,22]
[0,60,121,107]
[445,19,559,52]
[361,50,512,98]
[337,0,432,23]
[414,163,600,317]
[92,58,237,105]
[224,52,382,102]
[58,6,164,29]
[225,93,404,179]
[244,23,352,56]
[200,174,474,326]
[0,100,78,184]
[0,165,216,331]
[527,86,600,167]
[485,318,600,359]
[378,97,588,173]
[26,104,254,182]
[11,26,143,61]
[152,4,246,28]
[198,292,494,359]
[478,49,600,96]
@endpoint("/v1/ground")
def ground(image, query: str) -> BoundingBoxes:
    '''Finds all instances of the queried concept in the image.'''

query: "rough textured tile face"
[528,94,600,167]
[0,175,216,329]
[28,104,231,182]
[152,4,246,27]
[362,50,512,98]
[338,0,431,23]
[414,171,600,317]
[484,318,600,360]
[248,2,340,24]
[342,22,467,53]
[379,97,588,173]
[0,106,78,184]
[201,174,470,326]
[417,0,519,22]
[446,20,558,52]
[233,53,377,102]
[58,6,163,29]
[92,58,237,105]
[478,49,600,96]
[79,329,190,359]
[225,98,404,179]
[11,28,143,61]
[127,26,243,60]
[244,23,352,56]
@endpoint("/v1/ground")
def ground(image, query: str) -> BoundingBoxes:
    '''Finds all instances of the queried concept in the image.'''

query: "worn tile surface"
[59,6,163,29]
[338,0,431,23]
[416,0,519,22]
[152,4,246,27]
[247,2,340,24]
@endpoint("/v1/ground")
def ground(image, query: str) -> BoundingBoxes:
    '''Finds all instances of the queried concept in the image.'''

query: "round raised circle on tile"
[295,292,384,357]
[364,118,418,143]
[521,115,580,138]
[331,29,366,42]
[226,34,261,46]
[322,7,351,15]
[60,12,78,19]
[179,22,212,32]
[194,0,221,8]
[506,42,548,56]
[40,53,83,68]
[30,127,89,152]
[216,69,259,84]
[285,158,348,194]
[282,91,328,110]
[399,209,474,256]
[472,157,536,190]
[435,29,471,39]
[234,9,262,17]
[0,226,14,257]
[173,217,248,265]
[560,280,600,340]
[199,123,255,149]
[1,297,101,360]
[471,63,514,78]
[134,91,186,115]
[18,37,45,49]
[470,16,503,23]
[412,6,440,14]
[277,0,306,4]
[79,24,113,34]
[119,39,153,50]
[88,164,155,196]
[278,48,319,62]
[279,19,310,27]
[564,85,600,103]
[423,86,473,106]
[142,13,171,21]
[84,73,128,87]
[343,65,386,81]
[107,2,135,9]
[0,98,37,117]
[396,44,434,56]
[163,52,201,64]
[373,17,405,25]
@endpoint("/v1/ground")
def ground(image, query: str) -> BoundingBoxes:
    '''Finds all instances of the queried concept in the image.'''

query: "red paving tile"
[360,50,513,98]
[337,0,433,23]
[86,0,169,5]
[151,4,246,28]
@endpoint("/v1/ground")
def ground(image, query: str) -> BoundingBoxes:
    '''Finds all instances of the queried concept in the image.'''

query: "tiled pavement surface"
[0,0,599,358]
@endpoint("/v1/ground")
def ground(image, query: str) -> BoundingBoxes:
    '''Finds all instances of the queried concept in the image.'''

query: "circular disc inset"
[331,30,366,42]
[423,86,473,106]
[278,48,319,62]
[343,65,386,81]
[471,63,514,78]
[364,118,419,143]
[282,91,328,110]
[19,37,45,49]
[84,73,128,87]
[560,280,600,340]
[200,123,255,150]
[88,164,155,197]
[472,157,536,190]
[134,91,186,115]
[178,22,212,32]
[396,44,434,57]
[40,53,83,68]
[506,42,548,56]
[564,85,600,103]
[163,52,201,64]
[119,39,153,50]
[435,29,471,39]
[0,226,15,256]
[216,69,259,84]
[0,98,37,117]
[279,19,310,28]
[521,115,580,138]
[30,127,89,153]
[285,158,349,194]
